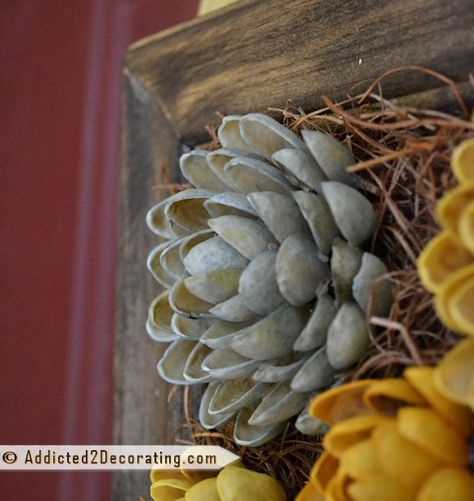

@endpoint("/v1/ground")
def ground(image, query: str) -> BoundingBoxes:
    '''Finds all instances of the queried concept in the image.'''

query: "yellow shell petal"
[151,469,190,483]
[459,200,474,253]
[435,263,474,335]
[309,380,377,425]
[396,407,468,466]
[339,437,381,481]
[325,470,351,501]
[150,479,194,501]
[310,451,339,493]
[436,182,474,235]
[185,478,220,501]
[452,137,474,184]
[216,465,287,501]
[362,378,426,411]
[372,421,440,494]
[296,481,324,501]
[404,366,472,436]
[347,477,412,501]
[434,337,474,411]
[417,231,472,293]
[323,414,394,457]
[417,467,474,501]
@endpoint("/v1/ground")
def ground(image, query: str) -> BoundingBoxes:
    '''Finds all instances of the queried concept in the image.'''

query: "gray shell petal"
[238,250,285,315]
[208,378,270,415]
[301,130,356,185]
[217,115,252,151]
[202,348,259,380]
[179,150,229,191]
[276,233,330,306]
[293,294,337,351]
[208,215,276,260]
[179,229,215,263]
[146,291,179,342]
[322,181,376,246]
[209,294,261,322]
[290,346,336,392]
[184,269,242,304]
[248,382,309,426]
[199,381,236,430]
[272,147,327,192]
[207,148,262,189]
[231,304,309,360]
[183,236,249,275]
[240,113,306,160]
[171,314,215,340]
[200,319,254,349]
[146,241,176,288]
[353,252,393,317]
[295,406,329,436]
[204,192,257,218]
[183,341,213,383]
[252,355,307,383]
[225,156,293,194]
[234,407,285,447]
[292,191,340,255]
[331,237,362,304]
[160,237,186,280]
[157,339,199,384]
[247,191,310,243]
[326,302,370,370]
[169,278,214,318]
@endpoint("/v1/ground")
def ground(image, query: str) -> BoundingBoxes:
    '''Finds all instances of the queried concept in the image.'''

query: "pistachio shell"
[185,478,220,501]
[247,191,310,243]
[146,197,176,239]
[434,337,474,410]
[217,115,251,151]
[417,467,474,501]
[184,269,242,304]
[248,382,309,426]
[150,469,190,483]
[301,129,356,185]
[204,192,257,218]
[291,346,336,392]
[199,381,235,430]
[362,378,426,411]
[200,319,254,349]
[340,437,381,481]
[209,294,261,322]
[404,366,472,436]
[208,215,276,260]
[150,478,193,501]
[435,263,474,335]
[169,279,214,318]
[296,481,324,501]
[436,181,474,235]
[201,348,259,379]
[231,304,309,360]
[147,241,177,288]
[252,355,307,383]
[323,414,394,457]
[160,238,186,280]
[179,150,229,191]
[292,191,340,255]
[295,406,329,436]
[372,421,440,494]
[171,314,215,340]
[157,339,199,385]
[293,294,337,351]
[240,112,306,160]
[418,231,473,293]
[396,407,468,466]
[225,156,292,194]
[233,407,285,447]
[309,379,377,425]
[276,233,330,306]
[331,238,362,304]
[326,302,370,370]
[321,181,376,246]
[146,291,179,342]
[179,229,215,262]
[272,147,327,192]
[459,200,474,253]
[310,450,340,494]
[216,464,287,501]
[207,148,256,189]
[347,477,411,501]
[183,236,249,276]
[165,189,216,234]
[208,378,270,415]
[452,137,474,183]
[323,466,351,501]
[183,342,213,383]
[238,250,285,315]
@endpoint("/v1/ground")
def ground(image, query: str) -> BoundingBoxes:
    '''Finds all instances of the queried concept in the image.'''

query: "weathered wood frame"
[114,0,473,498]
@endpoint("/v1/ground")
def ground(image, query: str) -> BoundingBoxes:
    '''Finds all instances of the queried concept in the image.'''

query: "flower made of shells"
[146,113,393,447]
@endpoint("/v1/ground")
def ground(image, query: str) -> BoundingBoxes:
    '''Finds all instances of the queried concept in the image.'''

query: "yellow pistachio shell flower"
[452,137,474,183]
[436,182,474,236]
[417,467,474,501]
[434,337,474,410]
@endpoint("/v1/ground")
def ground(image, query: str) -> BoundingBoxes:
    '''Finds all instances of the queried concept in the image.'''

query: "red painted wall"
[1,1,199,499]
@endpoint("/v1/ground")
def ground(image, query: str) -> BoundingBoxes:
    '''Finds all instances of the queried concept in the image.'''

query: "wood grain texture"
[115,1,473,498]
[126,0,474,143]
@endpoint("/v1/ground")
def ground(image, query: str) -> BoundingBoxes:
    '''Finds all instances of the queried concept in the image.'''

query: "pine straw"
[170,67,474,498]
